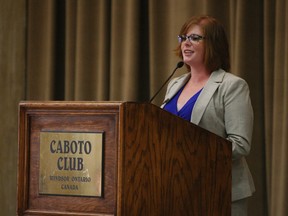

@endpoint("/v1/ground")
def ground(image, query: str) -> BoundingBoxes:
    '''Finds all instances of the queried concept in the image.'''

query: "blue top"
[163,86,202,121]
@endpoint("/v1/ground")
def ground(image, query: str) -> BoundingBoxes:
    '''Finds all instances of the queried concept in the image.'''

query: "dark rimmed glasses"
[177,34,205,44]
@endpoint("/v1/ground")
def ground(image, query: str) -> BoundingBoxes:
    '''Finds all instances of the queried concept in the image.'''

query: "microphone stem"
[149,67,178,103]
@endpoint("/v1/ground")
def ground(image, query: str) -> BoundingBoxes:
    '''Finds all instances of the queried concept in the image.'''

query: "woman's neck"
[189,65,211,84]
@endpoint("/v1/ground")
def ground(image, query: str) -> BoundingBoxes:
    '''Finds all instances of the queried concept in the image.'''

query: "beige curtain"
[1,0,288,215]
[0,0,26,214]
[264,0,288,215]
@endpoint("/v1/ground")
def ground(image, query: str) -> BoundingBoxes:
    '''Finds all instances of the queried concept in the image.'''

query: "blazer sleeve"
[224,77,254,160]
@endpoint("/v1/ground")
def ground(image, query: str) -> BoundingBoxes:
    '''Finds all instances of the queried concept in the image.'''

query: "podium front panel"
[18,102,121,216]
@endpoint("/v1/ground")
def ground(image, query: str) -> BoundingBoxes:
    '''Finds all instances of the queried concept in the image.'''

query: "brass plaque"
[39,131,103,197]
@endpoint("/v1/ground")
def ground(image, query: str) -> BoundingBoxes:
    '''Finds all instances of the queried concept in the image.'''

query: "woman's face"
[180,25,205,68]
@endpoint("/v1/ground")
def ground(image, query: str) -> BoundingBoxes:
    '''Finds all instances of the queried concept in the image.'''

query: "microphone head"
[177,61,184,68]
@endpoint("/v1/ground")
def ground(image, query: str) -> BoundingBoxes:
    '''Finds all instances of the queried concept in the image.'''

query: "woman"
[161,15,255,216]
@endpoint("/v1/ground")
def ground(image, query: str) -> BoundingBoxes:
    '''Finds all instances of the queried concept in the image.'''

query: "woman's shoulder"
[213,69,251,95]
[172,72,190,82]
[214,69,248,85]
[167,73,190,88]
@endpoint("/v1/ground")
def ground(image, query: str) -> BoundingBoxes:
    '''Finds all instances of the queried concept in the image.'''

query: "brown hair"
[175,15,230,72]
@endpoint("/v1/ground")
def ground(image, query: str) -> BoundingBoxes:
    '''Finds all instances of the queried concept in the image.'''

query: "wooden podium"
[17,101,231,216]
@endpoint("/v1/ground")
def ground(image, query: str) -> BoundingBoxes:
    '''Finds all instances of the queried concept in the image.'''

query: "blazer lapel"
[162,73,190,104]
[191,69,225,125]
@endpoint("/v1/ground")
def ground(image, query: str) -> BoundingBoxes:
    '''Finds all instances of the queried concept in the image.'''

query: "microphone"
[149,61,184,103]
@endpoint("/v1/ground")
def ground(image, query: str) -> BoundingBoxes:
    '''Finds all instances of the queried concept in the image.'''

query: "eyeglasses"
[177,34,205,43]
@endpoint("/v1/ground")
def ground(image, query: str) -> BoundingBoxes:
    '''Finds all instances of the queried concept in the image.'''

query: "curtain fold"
[0,1,26,215]
[27,0,57,99]
[71,0,111,100]
[265,1,288,215]
[110,0,142,100]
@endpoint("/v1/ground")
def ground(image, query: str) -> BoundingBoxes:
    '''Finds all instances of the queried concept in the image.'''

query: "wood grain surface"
[17,101,231,216]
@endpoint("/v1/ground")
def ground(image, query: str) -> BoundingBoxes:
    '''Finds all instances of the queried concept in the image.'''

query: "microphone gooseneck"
[149,61,184,103]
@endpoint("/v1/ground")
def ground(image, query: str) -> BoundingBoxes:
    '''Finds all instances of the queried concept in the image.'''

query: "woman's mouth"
[183,50,194,55]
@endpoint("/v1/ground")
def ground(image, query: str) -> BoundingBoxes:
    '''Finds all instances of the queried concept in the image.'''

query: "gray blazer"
[161,69,255,201]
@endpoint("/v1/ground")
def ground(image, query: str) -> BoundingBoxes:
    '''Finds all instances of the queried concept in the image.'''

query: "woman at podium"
[162,15,255,216]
